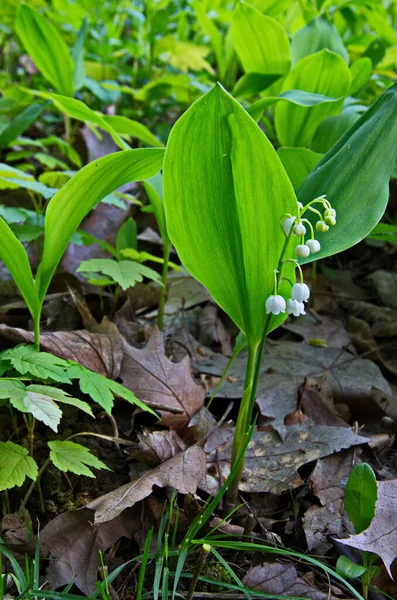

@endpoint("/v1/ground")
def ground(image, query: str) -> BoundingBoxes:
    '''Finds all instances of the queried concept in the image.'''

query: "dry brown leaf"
[198,304,232,355]
[88,445,206,524]
[120,328,205,427]
[282,313,350,348]
[339,478,397,577]
[129,429,187,464]
[300,379,349,428]
[242,561,338,599]
[203,425,368,495]
[0,324,123,378]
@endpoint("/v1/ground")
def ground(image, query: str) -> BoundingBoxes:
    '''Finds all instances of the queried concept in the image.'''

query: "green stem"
[33,314,40,351]
[157,244,171,330]
[224,342,258,511]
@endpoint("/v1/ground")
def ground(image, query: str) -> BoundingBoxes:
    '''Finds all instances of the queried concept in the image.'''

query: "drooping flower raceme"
[266,195,336,317]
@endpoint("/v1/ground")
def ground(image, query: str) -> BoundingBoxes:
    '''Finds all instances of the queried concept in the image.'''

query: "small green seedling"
[337,463,379,599]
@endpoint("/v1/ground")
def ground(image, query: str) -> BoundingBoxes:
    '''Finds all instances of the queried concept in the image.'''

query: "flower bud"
[282,216,296,236]
[306,239,321,253]
[324,208,336,218]
[291,283,310,302]
[266,294,286,315]
[324,215,336,226]
[316,220,329,233]
[287,299,306,317]
[295,244,310,258]
[292,222,306,236]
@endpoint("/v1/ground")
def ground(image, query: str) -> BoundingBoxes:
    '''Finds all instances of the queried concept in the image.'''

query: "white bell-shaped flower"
[295,244,310,258]
[291,283,310,302]
[287,299,306,317]
[266,294,286,315]
[306,239,321,253]
[325,215,336,226]
[292,222,306,236]
[282,216,296,236]
[324,208,336,218]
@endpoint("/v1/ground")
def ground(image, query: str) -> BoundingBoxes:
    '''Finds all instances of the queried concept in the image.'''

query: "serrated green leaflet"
[231,1,290,76]
[163,84,297,344]
[48,441,109,477]
[77,259,162,290]
[299,82,397,263]
[67,364,114,413]
[275,49,351,147]
[36,148,164,305]
[19,391,62,432]
[15,5,74,97]
[0,346,70,383]
[27,385,94,417]
[0,441,38,491]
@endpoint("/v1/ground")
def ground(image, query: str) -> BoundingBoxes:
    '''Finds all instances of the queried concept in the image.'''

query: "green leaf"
[27,384,94,417]
[336,556,366,579]
[116,218,137,254]
[193,0,225,80]
[67,364,114,413]
[26,90,129,151]
[143,173,169,245]
[299,82,397,264]
[275,50,351,147]
[163,84,297,344]
[366,223,397,243]
[0,346,71,383]
[0,379,26,398]
[248,89,343,122]
[15,5,74,97]
[48,440,109,477]
[310,105,365,154]
[291,16,349,66]
[232,73,281,98]
[103,116,164,148]
[0,219,39,319]
[36,148,165,304]
[17,391,62,431]
[0,101,50,149]
[104,377,157,416]
[0,163,56,199]
[231,1,290,76]
[72,16,88,91]
[345,463,377,534]
[77,259,162,290]
[277,147,323,191]
[350,57,372,95]
[0,441,38,491]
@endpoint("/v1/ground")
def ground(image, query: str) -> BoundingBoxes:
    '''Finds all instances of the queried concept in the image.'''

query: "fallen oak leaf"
[338,478,397,578]
[128,429,187,464]
[119,327,205,427]
[88,444,206,524]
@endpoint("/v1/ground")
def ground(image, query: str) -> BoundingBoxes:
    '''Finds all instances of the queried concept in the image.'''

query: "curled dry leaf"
[129,429,187,464]
[120,328,205,427]
[243,561,338,599]
[88,445,206,524]
[339,478,397,577]
[0,324,122,378]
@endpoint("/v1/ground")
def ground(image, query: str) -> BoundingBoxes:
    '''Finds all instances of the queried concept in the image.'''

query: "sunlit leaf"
[0,441,38,491]
[49,440,109,477]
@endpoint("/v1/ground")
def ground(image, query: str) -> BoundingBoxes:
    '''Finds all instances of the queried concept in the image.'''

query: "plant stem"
[21,457,51,509]
[224,342,258,511]
[64,114,71,142]
[186,544,211,600]
[157,244,171,330]
[33,314,40,351]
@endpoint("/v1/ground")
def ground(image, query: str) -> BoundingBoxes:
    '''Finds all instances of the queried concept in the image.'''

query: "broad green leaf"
[193,0,225,79]
[291,16,349,65]
[350,57,372,95]
[299,83,397,264]
[0,101,50,148]
[336,556,366,579]
[0,441,38,491]
[36,148,165,303]
[0,163,56,198]
[77,259,162,290]
[116,218,137,254]
[0,345,71,383]
[275,50,351,147]
[0,220,39,318]
[27,384,94,417]
[311,105,365,154]
[143,173,169,245]
[345,463,377,534]
[103,116,164,148]
[366,223,397,243]
[232,73,281,98]
[15,5,74,97]
[72,16,88,91]
[26,90,129,151]
[18,391,62,431]
[231,1,290,76]
[277,147,323,191]
[163,85,297,344]
[48,440,109,477]
[248,89,343,122]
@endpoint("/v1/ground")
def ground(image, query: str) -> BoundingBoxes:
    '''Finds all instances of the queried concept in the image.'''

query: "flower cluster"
[266,195,336,318]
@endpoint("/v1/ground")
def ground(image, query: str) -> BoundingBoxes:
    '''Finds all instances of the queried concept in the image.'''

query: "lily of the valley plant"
[163,82,397,508]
